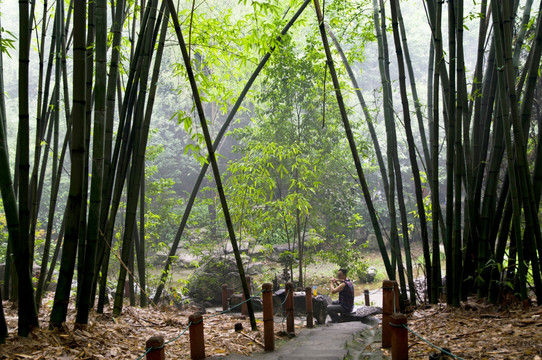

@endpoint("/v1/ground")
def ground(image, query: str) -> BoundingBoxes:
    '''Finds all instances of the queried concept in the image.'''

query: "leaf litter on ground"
[405,297,542,359]
[2,294,542,359]
[0,293,293,360]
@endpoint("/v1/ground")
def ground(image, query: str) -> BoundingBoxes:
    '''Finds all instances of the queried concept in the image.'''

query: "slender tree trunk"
[314,0,393,284]
[50,0,87,328]
[29,1,57,260]
[97,0,148,313]
[390,0,431,305]
[490,0,527,300]
[112,0,162,317]
[91,0,126,309]
[137,168,147,307]
[500,0,542,302]
[14,0,39,337]
[153,0,313,303]
[167,0,259,330]
[429,0,444,304]
[76,0,95,304]
[324,23,390,202]
[452,0,464,307]
[75,0,107,326]
[35,107,71,305]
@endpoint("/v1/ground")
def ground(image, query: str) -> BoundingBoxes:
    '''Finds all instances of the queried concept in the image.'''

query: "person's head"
[337,268,348,280]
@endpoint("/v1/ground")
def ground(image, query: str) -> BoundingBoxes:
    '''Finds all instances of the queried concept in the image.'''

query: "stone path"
[218,317,389,360]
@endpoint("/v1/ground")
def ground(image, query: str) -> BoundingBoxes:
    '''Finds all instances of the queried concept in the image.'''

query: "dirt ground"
[0,298,273,360]
[405,299,542,359]
[1,294,542,359]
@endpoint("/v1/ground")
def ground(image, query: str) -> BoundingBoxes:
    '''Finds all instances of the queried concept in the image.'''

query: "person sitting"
[327,268,354,323]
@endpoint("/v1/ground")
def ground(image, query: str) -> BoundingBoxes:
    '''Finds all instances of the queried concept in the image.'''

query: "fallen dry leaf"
[405,298,542,359]
[0,293,268,360]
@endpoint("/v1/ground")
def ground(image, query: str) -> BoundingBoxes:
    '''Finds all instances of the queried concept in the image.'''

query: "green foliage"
[143,144,183,250]
[0,26,15,58]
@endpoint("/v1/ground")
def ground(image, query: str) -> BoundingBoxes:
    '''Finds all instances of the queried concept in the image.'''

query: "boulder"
[365,234,381,251]
[186,257,249,304]
[273,290,328,325]
[228,293,263,312]
[246,262,264,276]
[337,306,383,323]
[358,266,377,283]
[265,244,291,262]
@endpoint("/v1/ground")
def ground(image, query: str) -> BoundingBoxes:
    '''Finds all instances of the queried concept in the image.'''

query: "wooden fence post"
[305,286,313,328]
[145,335,165,360]
[305,286,314,329]
[364,289,370,306]
[382,280,399,348]
[189,313,205,360]
[285,282,294,334]
[262,283,274,352]
[391,313,408,360]
[222,284,229,312]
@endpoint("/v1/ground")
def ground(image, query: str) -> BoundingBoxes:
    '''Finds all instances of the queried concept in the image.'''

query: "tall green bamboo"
[452,0,464,307]
[75,0,107,326]
[444,0,457,306]
[76,0,95,302]
[96,0,150,313]
[14,0,39,337]
[490,0,527,301]
[0,11,10,300]
[137,174,147,307]
[429,0,444,304]
[92,0,126,310]
[463,0,490,299]
[35,2,66,305]
[0,110,18,341]
[50,0,87,328]
[166,0,260,329]
[29,1,57,260]
[500,0,542,302]
[372,0,405,293]
[390,0,432,305]
[113,0,164,317]
[0,14,7,160]
[313,0,393,283]
[153,0,313,303]
[396,3,433,298]
[324,23,390,203]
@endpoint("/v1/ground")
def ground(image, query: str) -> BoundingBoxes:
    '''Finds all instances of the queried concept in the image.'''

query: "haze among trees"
[0,0,541,341]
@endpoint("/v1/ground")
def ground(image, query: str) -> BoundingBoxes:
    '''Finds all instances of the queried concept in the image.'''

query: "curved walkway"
[219,317,388,360]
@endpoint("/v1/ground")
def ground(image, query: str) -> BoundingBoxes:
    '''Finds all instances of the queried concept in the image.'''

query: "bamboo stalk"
[314,0,393,280]
[166,0,257,330]
[152,0,313,304]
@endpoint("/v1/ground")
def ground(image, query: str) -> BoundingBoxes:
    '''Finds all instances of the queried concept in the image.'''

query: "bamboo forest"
[1,0,542,358]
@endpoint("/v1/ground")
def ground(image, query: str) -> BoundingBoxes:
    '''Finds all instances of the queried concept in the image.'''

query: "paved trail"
[220,317,389,360]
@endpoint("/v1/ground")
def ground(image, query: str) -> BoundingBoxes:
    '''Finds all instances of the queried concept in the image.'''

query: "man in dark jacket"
[327,268,354,323]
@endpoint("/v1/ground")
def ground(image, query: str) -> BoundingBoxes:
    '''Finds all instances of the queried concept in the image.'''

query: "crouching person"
[327,268,354,323]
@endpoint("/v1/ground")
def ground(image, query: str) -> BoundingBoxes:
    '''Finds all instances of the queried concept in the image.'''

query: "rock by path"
[219,317,389,360]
